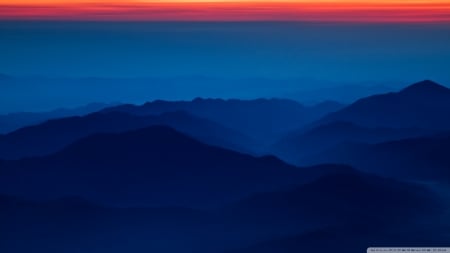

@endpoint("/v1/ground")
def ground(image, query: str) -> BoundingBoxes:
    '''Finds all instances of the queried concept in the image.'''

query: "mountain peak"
[400,80,450,95]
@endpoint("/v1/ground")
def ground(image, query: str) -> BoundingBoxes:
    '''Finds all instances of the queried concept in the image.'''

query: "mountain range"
[272,80,450,164]
[102,98,344,143]
[272,121,431,164]
[0,103,117,134]
[0,126,349,207]
[2,171,446,253]
[0,111,255,160]
[1,79,450,253]
[318,80,450,129]
[302,132,450,182]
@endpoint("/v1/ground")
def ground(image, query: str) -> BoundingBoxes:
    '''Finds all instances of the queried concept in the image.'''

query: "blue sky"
[1,22,449,82]
[0,21,449,112]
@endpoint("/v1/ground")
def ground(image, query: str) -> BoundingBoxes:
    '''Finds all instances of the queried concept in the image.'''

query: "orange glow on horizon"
[1,1,450,22]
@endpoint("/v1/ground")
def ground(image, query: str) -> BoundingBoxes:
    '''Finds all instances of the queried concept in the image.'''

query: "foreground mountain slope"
[225,171,448,253]
[0,126,346,207]
[226,171,441,226]
[0,195,213,253]
[227,224,450,253]
[2,171,446,253]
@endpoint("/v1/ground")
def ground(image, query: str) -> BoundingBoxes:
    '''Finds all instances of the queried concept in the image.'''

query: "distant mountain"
[272,121,431,164]
[303,133,450,182]
[0,111,255,160]
[0,103,118,134]
[0,126,346,207]
[102,98,343,144]
[286,83,396,104]
[0,75,351,118]
[317,80,450,129]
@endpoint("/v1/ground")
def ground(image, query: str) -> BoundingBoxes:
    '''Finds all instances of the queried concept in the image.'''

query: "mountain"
[285,83,396,104]
[102,98,343,144]
[226,171,441,226]
[0,126,347,207]
[0,195,213,253]
[271,121,431,164]
[0,76,351,118]
[226,224,450,253]
[302,133,450,182]
[0,111,255,160]
[225,171,448,253]
[317,80,450,129]
[0,103,118,134]
[2,171,446,253]
[401,79,450,96]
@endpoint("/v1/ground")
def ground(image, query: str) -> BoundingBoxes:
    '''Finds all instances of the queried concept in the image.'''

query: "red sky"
[1,1,450,22]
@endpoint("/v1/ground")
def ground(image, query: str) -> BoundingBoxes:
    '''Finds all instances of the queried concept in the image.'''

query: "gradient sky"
[1,21,449,81]
[1,1,450,22]
[1,2,450,112]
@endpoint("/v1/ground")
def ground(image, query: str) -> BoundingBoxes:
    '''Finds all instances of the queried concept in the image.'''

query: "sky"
[0,1,450,112]
[1,21,449,81]
[1,1,450,22]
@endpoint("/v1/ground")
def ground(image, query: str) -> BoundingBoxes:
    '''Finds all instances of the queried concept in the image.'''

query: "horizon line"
[1,2,450,23]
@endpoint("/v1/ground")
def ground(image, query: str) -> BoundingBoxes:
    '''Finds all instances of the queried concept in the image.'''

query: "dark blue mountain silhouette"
[226,224,450,253]
[303,133,450,182]
[0,195,213,253]
[401,79,450,96]
[0,126,347,207]
[216,171,446,250]
[317,80,450,129]
[227,171,441,226]
[224,172,447,253]
[0,103,117,134]
[271,121,431,164]
[0,111,255,160]
[1,171,445,253]
[3,79,450,253]
[102,98,342,144]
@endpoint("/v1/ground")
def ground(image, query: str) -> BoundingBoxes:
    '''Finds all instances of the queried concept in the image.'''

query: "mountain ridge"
[102,97,343,143]
[0,110,255,160]
[0,125,348,207]
[315,80,450,129]
[399,80,450,95]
